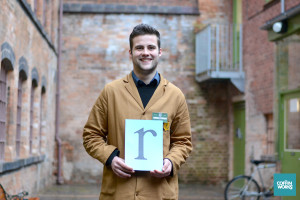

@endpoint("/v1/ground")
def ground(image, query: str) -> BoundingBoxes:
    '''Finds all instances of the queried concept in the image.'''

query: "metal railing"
[196,23,244,80]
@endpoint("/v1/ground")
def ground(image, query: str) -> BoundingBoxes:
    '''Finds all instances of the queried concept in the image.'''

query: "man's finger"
[150,169,170,178]
[116,169,132,178]
[113,157,134,173]
[113,165,132,178]
[111,157,135,178]
[162,162,170,172]
[162,159,171,172]
[118,160,134,173]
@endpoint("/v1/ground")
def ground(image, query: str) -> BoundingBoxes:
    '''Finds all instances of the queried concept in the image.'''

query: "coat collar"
[123,72,169,111]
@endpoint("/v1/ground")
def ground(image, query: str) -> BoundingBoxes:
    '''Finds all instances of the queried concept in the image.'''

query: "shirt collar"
[132,71,160,87]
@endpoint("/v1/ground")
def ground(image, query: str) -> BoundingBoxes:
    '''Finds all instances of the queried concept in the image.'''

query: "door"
[280,90,300,199]
[233,102,245,176]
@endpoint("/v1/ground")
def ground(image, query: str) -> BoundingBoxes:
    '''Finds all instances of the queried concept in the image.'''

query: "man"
[83,24,192,200]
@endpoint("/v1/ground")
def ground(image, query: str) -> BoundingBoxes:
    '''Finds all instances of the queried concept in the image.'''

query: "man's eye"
[136,46,143,50]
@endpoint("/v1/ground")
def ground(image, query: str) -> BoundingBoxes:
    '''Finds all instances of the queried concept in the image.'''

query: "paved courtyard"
[36,183,224,200]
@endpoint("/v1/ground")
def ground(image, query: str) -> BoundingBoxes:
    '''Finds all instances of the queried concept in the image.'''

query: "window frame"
[29,80,37,155]
[0,65,8,161]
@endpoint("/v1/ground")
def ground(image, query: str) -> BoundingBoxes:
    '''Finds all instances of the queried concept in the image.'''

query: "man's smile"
[139,58,152,62]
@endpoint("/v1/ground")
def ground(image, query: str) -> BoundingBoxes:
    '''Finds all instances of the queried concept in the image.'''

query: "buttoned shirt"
[132,71,160,108]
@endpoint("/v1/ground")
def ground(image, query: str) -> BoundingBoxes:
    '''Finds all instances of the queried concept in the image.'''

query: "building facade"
[1,0,299,197]
[1,0,236,194]
[196,0,300,197]
[0,0,60,195]
[243,1,300,197]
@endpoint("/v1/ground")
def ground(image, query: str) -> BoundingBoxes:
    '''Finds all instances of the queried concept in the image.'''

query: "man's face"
[129,34,162,75]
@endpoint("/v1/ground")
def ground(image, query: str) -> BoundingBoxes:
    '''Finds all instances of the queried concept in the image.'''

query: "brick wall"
[243,0,277,176]
[243,0,300,174]
[180,80,240,184]
[60,13,198,183]
[3,0,300,192]
[244,0,300,115]
[59,0,241,185]
[60,5,235,183]
[0,0,59,195]
[197,0,232,24]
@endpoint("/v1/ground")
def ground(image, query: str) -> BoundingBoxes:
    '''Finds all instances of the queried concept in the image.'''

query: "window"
[16,73,27,157]
[29,80,37,155]
[39,87,45,153]
[285,96,300,150]
[1,42,15,161]
[42,0,46,26]
[265,114,275,155]
[0,65,7,160]
[34,0,37,14]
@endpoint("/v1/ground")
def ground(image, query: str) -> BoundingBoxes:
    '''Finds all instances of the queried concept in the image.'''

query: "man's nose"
[141,48,150,55]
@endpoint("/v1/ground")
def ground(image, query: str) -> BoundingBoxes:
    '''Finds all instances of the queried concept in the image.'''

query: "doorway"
[233,101,245,176]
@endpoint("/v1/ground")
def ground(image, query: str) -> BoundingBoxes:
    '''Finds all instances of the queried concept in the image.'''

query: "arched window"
[0,42,15,161]
[39,76,46,153]
[29,68,39,155]
[16,57,28,157]
[0,65,8,160]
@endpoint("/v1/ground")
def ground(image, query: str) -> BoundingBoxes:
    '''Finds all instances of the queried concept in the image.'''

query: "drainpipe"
[281,0,285,13]
[55,0,64,185]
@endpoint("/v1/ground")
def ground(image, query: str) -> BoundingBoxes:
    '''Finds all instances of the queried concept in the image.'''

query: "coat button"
[142,112,145,115]
[136,192,139,196]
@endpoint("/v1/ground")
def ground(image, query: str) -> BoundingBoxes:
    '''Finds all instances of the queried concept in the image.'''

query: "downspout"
[55,0,64,184]
[281,0,285,13]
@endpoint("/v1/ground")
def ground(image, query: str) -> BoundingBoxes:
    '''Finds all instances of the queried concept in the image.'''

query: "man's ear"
[129,49,132,58]
[159,48,162,57]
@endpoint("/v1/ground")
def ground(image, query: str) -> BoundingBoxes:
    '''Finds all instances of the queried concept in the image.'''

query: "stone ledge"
[63,3,200,15]
[0,155,45,174]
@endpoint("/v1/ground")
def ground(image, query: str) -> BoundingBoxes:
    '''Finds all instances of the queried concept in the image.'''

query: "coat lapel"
[144,74,168,112]
[123,72,169,112]
[123,73,144,110]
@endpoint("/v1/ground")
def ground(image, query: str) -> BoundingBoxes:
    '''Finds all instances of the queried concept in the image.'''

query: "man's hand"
[111,156,135,178]
[150,158,172,178]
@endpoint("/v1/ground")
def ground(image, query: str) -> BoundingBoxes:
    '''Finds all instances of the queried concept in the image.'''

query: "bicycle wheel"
[224,175,261,200]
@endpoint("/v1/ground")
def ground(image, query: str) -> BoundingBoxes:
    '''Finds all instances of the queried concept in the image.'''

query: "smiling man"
[83,24,192,200]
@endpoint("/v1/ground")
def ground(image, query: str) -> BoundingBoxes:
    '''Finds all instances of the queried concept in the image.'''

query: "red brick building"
[0,0,60,195]
[1,0,300,197]
[196,1,300,196]
[243,0,300,196]
[59,0,238,185]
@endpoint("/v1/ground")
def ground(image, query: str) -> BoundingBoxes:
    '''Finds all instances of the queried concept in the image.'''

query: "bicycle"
[0,184,39,200]
[224,160,276,200]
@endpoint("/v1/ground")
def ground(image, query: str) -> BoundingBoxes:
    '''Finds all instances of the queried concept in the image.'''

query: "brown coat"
[83,73,192,200]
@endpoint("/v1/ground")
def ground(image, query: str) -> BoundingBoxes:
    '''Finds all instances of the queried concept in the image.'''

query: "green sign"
[152,112,168,123]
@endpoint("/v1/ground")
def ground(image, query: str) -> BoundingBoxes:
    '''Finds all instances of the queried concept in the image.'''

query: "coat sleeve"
[165,92,192,175]
[82,86,117,164]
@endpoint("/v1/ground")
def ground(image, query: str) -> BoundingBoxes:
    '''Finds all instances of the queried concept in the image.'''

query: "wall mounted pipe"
[55,0,64,185]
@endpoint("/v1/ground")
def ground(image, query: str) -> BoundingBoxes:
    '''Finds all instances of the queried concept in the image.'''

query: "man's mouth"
[140,58,152,62]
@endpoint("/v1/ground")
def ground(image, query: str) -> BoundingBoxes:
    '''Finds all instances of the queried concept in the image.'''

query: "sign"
[125,119,163,171]
[152,112,168,123]
[274,173,296,196]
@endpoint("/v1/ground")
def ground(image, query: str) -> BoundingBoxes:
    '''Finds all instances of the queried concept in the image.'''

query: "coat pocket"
[100,166,116,195]
[161,177,177,200]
